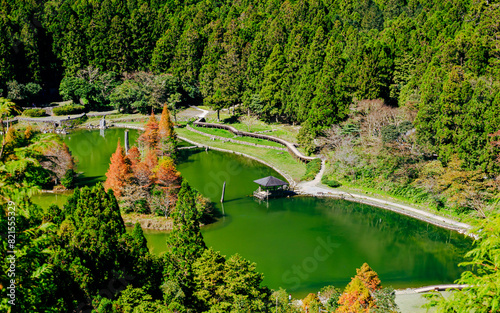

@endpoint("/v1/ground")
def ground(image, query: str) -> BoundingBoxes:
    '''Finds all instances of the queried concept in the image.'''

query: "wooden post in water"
[221,181,226,203]
[124,130,130,154]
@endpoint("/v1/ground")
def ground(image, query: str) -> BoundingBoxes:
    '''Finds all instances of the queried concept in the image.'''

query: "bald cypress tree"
[104,141,132,197]
[158,104,177,157]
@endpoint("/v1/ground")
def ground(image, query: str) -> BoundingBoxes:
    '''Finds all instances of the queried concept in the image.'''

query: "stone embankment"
[186,124,287,151]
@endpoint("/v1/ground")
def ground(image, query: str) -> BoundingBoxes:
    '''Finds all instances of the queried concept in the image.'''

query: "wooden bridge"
[193,118,318,163]
[413,284,469,293]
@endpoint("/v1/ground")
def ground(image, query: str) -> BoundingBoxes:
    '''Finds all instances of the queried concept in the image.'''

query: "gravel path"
[296,172,472,233]
[190,106,209,118]
[120,107,473,234]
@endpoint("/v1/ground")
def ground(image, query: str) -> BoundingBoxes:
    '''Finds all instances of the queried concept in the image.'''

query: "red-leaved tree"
[159,104,175,140]
[104,141,132,197]
[127,146,141,168]
[156,158,180,187]
[133,149,158,188]
[138,111,159,151]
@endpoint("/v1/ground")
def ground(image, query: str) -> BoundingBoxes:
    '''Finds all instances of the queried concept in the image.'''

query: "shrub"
[398,121,413,134]
[134,199,150,214]
[381,124,399,143]
[61,169,76,188]
[52,105,85,116]
[301,158,322,181]
[321,175,342,188]
[22,108,46,117]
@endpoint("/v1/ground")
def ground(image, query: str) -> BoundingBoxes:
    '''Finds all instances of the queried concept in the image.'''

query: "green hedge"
[321,175,342,188]
[52,105,85,116]
[22,108,46,117]
[300,158,322,181]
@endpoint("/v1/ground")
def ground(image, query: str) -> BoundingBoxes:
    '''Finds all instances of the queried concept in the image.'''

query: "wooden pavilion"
[253,176,288,200]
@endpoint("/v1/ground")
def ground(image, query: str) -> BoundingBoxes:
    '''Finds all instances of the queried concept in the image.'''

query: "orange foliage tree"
[127,146,141,168]
[336,263,382,313]
[138,111,159,151]
[355,263,381,292]
[158,104,177,157]
[156,158,181,187]
[159,104,175,139]
[337,277,372,313]
[133,149,158,187]
[104,141,132,197]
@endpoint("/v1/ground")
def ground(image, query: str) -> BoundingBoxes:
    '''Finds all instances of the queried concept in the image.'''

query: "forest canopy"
[0,0,499,172]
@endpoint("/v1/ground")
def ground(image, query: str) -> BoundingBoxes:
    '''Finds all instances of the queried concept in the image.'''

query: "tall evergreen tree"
[259,44,285,121]
[163,180,206,306]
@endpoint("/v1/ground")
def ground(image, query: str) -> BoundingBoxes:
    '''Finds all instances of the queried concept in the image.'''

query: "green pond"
[32,128,471,297]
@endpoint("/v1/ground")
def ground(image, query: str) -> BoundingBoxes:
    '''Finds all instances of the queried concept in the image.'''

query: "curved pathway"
[189,109,318,163]
[120,107,473,234]
[296,169,473,234]
[190,106,209,119]
[186,124,287,151]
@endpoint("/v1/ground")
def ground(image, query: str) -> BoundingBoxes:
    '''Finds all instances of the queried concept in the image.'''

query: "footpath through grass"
[177,127,306,182]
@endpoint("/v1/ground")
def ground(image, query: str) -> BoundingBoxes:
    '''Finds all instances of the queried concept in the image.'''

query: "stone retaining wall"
[193,119,318,163]
[187,124,287,151]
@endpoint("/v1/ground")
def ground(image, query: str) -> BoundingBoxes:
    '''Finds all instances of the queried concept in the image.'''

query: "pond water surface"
[32,128,471,297]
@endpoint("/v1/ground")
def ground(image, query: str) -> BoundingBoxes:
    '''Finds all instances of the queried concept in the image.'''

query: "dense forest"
[1,0,498,215]
[1,0,499,168]
[1,0,500,311]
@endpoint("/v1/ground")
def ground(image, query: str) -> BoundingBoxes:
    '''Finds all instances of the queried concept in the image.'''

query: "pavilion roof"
[253,176,288,187]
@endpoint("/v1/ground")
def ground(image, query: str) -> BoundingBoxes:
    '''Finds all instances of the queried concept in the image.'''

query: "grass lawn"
[192,125,284,148]
[177,128,306,182]
[177,107,205,121]
[228,116,300,143]
[205,110,233,123]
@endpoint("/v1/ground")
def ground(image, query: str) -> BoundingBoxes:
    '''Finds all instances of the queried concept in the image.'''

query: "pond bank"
[175,128,473,234]
[68,119,473,234]
[123,214,173,231]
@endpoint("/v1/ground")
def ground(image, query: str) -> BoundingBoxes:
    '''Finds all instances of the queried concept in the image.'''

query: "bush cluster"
[321,175,342,188]
[52,105,85,116]
[301,158,322,181]
[22,108,46,117]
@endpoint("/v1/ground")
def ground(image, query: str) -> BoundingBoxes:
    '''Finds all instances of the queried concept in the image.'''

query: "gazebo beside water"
[253,176,289,200]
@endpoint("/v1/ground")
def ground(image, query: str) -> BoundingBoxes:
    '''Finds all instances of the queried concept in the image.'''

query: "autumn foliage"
[337,263,383,313]
[156,158,180,187]
[105,107,182,214]
[159,104,175,139]
[138,105,177,157]
[104,141,132,197]
[127,146,141,167]
[138,111,159,151]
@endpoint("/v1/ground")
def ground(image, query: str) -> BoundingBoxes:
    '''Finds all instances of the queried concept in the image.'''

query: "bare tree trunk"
[217,110,220,122]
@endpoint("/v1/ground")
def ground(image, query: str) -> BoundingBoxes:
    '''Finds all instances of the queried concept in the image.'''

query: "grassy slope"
[191,125,284,148]
[176,127,306,182]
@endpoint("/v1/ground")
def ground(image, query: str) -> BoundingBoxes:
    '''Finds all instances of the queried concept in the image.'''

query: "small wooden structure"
[253,176,288,200]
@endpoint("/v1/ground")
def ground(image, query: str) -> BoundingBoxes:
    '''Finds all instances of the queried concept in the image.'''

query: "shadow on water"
[76,175,103,187]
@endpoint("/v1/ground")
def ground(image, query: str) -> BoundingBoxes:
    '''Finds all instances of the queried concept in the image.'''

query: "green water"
[63,128,140,186]
[147,149,471,296]
[32,128,140,208]
[32,129,471,297]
